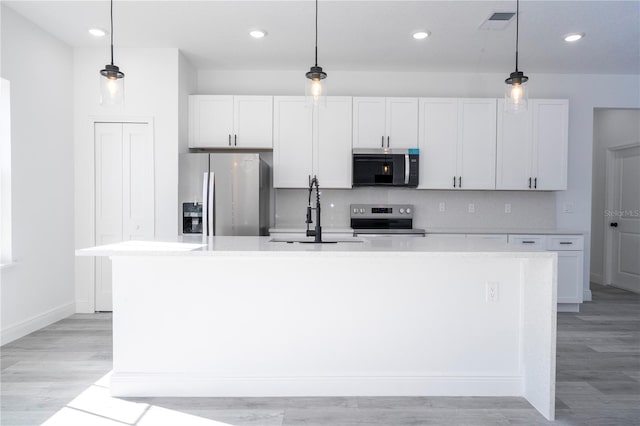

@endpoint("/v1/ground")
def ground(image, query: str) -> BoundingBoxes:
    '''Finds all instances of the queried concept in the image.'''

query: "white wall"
[73,48,181,312]
[591,109,640,284]
[199,69,640,301]
[1,5,75,344]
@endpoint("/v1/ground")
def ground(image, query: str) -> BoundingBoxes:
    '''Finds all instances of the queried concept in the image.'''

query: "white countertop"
[76,235,554,257]
[425,228,584,235]
[269,227,584,236]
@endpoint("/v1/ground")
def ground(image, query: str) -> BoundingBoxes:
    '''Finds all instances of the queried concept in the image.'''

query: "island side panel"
[521,256,558,421]
[110,253,548,399]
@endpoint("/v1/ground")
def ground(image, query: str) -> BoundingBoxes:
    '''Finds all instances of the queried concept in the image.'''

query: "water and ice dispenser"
[182,202,203,234]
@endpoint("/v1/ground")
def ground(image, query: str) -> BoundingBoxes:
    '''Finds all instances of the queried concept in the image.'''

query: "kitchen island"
[77,235,557,420]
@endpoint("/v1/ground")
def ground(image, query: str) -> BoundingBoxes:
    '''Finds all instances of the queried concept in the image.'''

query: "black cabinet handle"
[228,134,231,146]
[381,136,384,148]
[453,176,456,188]
[234,134,237,146]
[610,222,619,228]
[559,242,573,245]
[522,241,536,244]
[528,178,532,189]
[387,136,390,148]
[458,176,462,188]
[534,177,537,189]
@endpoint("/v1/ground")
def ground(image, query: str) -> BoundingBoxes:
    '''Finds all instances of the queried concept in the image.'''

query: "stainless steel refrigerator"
[179,153,271,236]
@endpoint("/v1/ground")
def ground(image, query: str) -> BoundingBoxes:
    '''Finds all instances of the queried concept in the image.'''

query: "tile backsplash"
[274,188,556,230]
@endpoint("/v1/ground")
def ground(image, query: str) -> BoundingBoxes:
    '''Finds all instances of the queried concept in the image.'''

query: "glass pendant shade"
[100,64,125,106]
[305,66,327,107]
[504,71,528,113]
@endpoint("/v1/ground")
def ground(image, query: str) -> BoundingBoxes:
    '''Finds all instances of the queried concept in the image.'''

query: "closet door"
[95,122,154,311]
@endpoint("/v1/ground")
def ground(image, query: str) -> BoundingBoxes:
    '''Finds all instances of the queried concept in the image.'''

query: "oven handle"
[404,154,410,185]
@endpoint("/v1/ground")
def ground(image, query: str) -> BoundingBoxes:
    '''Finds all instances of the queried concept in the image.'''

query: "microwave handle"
[404,154,410,185]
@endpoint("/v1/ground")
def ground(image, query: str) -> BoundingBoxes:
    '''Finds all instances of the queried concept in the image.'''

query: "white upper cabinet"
[316,97,353,189]
[273,97,313,188]
[419,98,496,190]
[274,97,352,188]
[497,99,568,190]
[353,97,418,149]
[533,100,569,190]
[189,95,273,148]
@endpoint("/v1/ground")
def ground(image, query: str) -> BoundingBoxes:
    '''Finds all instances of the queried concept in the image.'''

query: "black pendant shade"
[99,0,125,105]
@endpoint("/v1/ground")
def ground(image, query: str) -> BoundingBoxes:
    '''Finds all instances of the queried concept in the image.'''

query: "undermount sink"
[269,238,363,244]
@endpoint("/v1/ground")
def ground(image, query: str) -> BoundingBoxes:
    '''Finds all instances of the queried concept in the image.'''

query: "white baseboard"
[558,303,580,313]
[1,302,75,345]
[590,273,603,285]
[110,373,523,398]
[583,289,593,302]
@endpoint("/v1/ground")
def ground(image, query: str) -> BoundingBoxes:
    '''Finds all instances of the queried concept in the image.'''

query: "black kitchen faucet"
[305,175,323,243]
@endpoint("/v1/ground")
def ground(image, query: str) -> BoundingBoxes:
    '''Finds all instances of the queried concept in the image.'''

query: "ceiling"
[5,1,640,74]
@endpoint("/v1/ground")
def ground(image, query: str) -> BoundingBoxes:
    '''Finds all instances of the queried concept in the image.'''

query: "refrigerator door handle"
[202,172,209,236]
[208,172,215,236]
[202,172,209,237]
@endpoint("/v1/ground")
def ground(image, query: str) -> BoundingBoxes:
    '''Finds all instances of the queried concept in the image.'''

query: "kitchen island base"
[96,243,556,421]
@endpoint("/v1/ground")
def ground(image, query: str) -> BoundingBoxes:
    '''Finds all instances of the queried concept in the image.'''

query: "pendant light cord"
[314,0,318,67]
[110,0,114,66]
[515,0,519,72]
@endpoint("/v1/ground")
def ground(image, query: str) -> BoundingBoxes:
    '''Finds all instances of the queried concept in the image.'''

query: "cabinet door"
[189,95,234,148]
[533,99,569,190]
[233,96,273,148]
[496,99,534,190]
[316,97,353,188]
[386,97,418,148]
[353,97,386,149]
[557,251,584,303]
[418,98,458,189]
[459,99,497,190]
[273,97,313,188]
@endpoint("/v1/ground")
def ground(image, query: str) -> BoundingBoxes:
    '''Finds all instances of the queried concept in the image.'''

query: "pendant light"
[99,0,124,106]
[504,0,528,113]
[305,0,327,107]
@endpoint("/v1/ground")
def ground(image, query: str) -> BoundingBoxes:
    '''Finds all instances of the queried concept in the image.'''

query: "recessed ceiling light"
[564,33,584,42]
[249,30,267,39]
[89,28,107,37]
[413,31,430,40]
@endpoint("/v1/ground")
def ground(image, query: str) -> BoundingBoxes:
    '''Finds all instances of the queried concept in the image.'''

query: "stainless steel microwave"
[352,148,419,187]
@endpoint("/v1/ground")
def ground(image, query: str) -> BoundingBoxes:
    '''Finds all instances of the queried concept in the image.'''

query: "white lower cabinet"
[274,96,352,188]
[557,251,584,304]
[509,234,584,306]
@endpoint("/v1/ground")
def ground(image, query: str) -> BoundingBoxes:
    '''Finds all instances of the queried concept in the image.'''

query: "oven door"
[352,154,406,186]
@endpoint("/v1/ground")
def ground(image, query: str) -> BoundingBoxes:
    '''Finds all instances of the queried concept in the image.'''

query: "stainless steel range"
[350,204,426,236]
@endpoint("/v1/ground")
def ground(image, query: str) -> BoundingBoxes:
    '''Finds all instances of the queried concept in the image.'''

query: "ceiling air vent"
[479,11,516,30]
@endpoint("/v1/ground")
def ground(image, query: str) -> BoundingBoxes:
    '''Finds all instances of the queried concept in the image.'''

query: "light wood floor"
[1,283,639,425]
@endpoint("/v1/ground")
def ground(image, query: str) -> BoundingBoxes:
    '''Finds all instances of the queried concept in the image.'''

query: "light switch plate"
[468,203,475,213]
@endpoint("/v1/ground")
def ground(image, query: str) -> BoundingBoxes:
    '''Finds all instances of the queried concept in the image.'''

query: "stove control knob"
[399,208,405,214]
[359,208,365,214]
[353,208,358,214]
[406,208,412,214]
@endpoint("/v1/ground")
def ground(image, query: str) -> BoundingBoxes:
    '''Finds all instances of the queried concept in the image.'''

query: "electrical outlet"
[468,203,475,213]
[486,282,499,302]
[563,203,575,214]
[439,202,446,212]
[505,203,512,214]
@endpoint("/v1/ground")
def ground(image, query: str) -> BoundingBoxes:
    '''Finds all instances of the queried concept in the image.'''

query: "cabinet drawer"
[466,234,508,243]
[508,235,546,248]
[546,235,584,251]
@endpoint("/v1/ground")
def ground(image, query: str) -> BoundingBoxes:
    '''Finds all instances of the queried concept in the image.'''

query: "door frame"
[77,116,154,313]
[603,142,640,287]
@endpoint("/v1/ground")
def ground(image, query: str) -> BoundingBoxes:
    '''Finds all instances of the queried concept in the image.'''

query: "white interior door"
[607,145,640,293]
[95,122,154,311]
